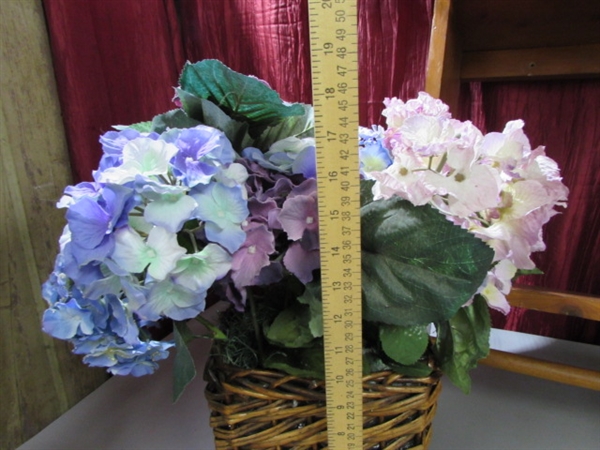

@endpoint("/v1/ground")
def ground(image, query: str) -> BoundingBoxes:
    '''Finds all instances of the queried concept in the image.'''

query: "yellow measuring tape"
[308,1,362,447]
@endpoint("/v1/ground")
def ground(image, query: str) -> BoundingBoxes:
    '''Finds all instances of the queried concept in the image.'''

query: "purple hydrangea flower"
[231,224,276,288]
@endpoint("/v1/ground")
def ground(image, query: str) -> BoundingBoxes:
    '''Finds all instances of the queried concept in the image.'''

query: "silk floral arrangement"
[41,60,568,399]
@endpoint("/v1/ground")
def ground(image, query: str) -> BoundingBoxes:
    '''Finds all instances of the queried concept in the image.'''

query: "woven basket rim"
[205,356,441,449]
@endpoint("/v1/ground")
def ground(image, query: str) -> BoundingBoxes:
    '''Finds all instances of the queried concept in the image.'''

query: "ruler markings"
[308,0,363,448]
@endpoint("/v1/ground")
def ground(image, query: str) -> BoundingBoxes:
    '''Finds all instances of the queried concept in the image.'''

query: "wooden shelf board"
[462,44,600,81]
[454,0,600,52]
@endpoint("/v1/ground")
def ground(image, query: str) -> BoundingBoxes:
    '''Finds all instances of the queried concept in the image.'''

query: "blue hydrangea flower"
[57,182,101,209]
[358,125,392,177]
[106,294,140,344]
[97,128,160,174]
[172,244,232,292]
[97,137,179,185]
[166,125,236,187]
[42,298,96,339]
[76,335,173,377]
[136,178,197,233]
[110,226,187,281]
[42,255,71,305]
[192,182,249,253]
[243,136,316,177]
[65,183,136,266]
[138,280,207,321]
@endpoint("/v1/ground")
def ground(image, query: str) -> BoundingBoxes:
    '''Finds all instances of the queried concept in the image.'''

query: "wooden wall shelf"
[426,0,600,111]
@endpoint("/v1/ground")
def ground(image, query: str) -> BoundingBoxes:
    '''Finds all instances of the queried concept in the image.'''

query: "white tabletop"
[19,304,600,450]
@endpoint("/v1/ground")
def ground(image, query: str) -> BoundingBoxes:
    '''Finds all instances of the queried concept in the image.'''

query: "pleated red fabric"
[42,0,186,182]
[41,0,598,343]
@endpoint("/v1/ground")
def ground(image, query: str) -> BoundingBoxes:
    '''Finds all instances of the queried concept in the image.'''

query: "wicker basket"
[204,358,441,450]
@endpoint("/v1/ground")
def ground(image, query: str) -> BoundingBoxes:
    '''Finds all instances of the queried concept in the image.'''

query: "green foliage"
[174,61,313,152]
[151,109,200,134]
[114,121,153,132]
[179,60,305,139]
[174,91,254,151]
[361,196,493,326]
[263,348,325,379]
[434,295,491,393]
[379,324,429,365]
[172,321,197,402]
[516,267,544,276]
[252,104,314,151]
[360,179,375,206]
[264,306,315,348]
[297,281,323,338]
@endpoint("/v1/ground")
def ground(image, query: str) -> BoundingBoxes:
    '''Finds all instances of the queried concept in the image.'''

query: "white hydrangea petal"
[111,227,151,274]
[144,226,187,280]
[144,194,197,233]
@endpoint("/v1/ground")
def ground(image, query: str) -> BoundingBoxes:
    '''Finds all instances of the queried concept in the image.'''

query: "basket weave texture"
[204,359,441,450]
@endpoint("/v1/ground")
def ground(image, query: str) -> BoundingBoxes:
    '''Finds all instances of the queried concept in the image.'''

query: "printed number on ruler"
[308,0,362,448]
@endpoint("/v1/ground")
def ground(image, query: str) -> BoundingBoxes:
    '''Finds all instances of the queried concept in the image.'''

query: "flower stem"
[184,230,199,253]
[195,315,227,340]
[248,290,265,366]
[435,153,448,172]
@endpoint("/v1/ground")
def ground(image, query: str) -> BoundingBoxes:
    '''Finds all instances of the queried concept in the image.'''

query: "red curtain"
[42,0,186,181]
[42,0,598,343]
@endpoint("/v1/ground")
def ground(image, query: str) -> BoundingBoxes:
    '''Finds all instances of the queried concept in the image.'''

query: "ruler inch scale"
[308,0,363,448]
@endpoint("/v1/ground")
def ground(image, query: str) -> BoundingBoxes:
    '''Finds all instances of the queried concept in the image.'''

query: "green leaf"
[114,121,153,132]
[179,60,305,132]
[175,90,253,150]
[388,360,434,378]
[195,315,227,340]
[297,281,323,338]
[363,352,391,375]
[434,295,491,393]
[379,324,429,365]
[151,109,200,134]
[360,179,375,206]
[263,348,324,379]
[252,104,314,151]
[264,305,316,348]
[516,267,544,276]
[361,197,493,326]
[362,353,433,378]
[172,321,197,402]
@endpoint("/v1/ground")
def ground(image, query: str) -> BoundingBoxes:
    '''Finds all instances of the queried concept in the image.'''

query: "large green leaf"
[175,90,253,150]
[360,179,375,206]
[252,104,314,151]
[361,197,493,326]
[179,60,305,133]
[172,321,197,402]
[434,295,491,393]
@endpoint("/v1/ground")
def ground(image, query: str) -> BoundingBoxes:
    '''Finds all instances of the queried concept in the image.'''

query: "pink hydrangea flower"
[364,91,569,314]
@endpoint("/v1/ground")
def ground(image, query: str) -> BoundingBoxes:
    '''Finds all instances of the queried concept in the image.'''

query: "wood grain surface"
[0,1,108,448]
